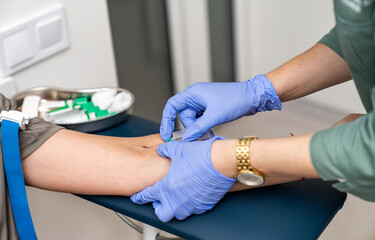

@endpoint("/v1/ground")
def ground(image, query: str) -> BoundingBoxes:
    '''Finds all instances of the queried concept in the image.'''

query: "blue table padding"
[77,115,346,240]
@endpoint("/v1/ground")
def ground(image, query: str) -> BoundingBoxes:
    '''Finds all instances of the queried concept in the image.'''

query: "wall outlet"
[0,5,69,77]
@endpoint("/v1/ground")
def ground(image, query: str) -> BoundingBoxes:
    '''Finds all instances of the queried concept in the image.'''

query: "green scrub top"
[311,0,375,201]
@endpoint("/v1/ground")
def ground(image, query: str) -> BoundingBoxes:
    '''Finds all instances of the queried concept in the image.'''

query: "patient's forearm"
[22,129,170,196]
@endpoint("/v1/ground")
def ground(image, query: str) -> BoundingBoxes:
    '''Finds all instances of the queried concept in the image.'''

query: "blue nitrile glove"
[130,136,236,222]
[160,74,282,141]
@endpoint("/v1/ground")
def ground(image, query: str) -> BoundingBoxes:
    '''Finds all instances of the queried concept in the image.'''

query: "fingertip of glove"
[160,133,169,142]
[130,194,141,204]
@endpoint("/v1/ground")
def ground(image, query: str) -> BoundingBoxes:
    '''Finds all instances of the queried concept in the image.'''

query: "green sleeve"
[318,25,345,59]
[310,88,375,201]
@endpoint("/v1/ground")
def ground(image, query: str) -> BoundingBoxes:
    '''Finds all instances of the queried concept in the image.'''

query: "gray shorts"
[0,93,63,239]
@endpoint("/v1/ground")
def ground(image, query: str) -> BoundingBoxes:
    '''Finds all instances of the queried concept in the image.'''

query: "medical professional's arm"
[266,43,351,102]
[160,42,351,141]
[265,26,350,102]
[22,130,170,196]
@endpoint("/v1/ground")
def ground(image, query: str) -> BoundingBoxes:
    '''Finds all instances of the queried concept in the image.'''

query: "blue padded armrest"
[77,115,346,240]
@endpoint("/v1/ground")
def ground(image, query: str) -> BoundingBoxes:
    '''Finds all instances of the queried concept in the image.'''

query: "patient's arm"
[24,112,359,198]
[22,129,299,196]
[22,129,170,196]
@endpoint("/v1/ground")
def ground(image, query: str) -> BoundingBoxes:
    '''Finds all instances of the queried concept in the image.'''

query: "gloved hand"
[131,136,236,222]
[160,74,282,141]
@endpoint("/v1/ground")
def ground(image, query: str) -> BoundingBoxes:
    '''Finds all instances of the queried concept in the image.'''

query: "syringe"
[145,128,213,148]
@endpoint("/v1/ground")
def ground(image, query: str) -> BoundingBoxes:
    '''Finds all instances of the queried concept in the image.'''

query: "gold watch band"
[236,136,263,176]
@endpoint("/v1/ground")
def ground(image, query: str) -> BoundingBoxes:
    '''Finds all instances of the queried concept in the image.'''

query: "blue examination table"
[77,115,347,240]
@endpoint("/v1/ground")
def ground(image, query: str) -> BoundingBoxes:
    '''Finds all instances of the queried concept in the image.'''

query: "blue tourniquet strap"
[2,120,37,240]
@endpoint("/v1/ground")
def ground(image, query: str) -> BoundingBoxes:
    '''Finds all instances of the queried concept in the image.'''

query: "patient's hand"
[23,130,170,196]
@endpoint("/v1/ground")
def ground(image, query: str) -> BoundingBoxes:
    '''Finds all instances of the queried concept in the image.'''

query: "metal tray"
[13,87,134,133]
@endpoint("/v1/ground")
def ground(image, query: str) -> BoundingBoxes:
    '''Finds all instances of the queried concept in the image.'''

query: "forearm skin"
[266,43,351,102]
[22,130,170,196]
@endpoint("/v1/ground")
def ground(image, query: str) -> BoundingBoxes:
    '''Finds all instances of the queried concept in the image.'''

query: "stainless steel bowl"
[13,87,135,133]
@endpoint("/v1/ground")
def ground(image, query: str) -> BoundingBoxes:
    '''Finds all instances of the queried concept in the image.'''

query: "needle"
[144,136,178,148]
[144,141,166,148]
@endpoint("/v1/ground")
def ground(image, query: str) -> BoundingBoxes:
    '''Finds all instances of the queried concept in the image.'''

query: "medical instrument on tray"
[20,90,133,125]
[145,128,213,148]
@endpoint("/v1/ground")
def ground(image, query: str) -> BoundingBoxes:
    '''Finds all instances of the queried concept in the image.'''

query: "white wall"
[241,0,365,113]
[0,0,118,96]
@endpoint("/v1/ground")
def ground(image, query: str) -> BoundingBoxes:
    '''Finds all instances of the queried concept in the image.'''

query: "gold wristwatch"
[236,136,264,186]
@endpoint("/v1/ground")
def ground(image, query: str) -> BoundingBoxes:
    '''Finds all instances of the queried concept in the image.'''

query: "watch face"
[237,173,264,186]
